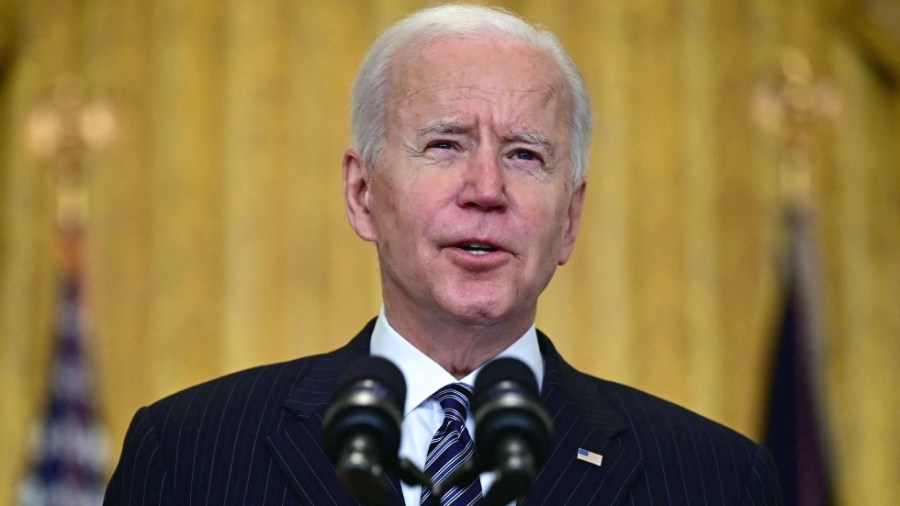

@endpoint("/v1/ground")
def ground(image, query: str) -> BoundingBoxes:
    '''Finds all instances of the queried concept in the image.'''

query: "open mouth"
[458,242,499,255]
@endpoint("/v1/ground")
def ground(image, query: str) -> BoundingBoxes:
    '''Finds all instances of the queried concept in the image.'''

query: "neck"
[384,305,534,379]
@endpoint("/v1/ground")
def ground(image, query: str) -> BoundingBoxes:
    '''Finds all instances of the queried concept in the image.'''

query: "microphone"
[322,356,407,505]
[473,357,552,506]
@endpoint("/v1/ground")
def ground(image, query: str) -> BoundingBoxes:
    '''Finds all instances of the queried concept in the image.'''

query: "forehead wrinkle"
[388,40,571,151]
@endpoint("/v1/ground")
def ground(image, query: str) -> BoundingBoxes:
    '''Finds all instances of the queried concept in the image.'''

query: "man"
[105,4,781,505]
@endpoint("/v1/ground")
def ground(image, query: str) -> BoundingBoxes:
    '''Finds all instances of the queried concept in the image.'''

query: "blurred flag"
[18,274,109,506]
[763,220,833,506]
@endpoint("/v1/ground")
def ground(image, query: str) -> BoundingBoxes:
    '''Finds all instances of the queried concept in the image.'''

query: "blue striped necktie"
[421,383,482,506]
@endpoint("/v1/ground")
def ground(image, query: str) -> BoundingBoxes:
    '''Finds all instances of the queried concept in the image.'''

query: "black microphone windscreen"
[474,357,539,403]
[471,356,551,504]
[335,355,407,402]
[324,355,407,502]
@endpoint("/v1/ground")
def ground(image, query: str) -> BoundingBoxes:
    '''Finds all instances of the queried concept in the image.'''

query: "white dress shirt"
[370,307,544,506]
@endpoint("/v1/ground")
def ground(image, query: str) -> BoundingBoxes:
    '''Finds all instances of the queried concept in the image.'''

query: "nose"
[457,148,508,211]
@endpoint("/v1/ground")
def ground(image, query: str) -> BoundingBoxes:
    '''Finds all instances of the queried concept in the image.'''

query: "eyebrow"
[416,121,557,159]
[417,120,469,137]
[512,132,556,159]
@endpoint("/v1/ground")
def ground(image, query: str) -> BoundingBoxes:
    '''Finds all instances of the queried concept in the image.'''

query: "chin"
[439,293,516,327]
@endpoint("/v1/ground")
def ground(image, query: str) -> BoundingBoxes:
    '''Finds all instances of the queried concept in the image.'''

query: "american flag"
[576,448,604,467]
[18,275,109,506]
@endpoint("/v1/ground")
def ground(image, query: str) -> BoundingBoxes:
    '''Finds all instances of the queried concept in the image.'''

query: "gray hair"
[350,3,593,185]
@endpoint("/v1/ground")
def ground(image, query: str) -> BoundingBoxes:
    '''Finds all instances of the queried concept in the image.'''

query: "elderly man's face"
[345,36,585,332]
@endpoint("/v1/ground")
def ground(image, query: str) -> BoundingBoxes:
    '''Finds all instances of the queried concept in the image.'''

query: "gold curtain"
[1,0,898,504]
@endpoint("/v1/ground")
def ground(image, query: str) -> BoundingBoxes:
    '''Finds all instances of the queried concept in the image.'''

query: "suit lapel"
[521,334,644,505]
[265,320,405,506]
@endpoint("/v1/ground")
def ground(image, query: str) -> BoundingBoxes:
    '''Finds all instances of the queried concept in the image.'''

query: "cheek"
[524,197,573,257]
[370,176,427,245]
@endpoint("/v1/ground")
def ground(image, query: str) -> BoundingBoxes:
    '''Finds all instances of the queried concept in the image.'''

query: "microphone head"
[473,357,552,468]
[474,357,539,396]
[322,356,406,468]
[333,355,407,403]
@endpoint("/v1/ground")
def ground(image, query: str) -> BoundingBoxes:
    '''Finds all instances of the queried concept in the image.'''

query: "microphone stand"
[335,437,435,506]
[398,458,435,494]
[480,435,538,506]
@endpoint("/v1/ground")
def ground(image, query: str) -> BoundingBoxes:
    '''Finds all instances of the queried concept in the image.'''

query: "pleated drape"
[1,1,898,504]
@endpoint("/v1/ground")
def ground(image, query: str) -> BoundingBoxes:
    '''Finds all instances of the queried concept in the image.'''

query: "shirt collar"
[370,306,544,417]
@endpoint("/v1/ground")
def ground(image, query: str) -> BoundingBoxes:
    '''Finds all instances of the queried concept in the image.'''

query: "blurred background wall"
[1,0,897,504]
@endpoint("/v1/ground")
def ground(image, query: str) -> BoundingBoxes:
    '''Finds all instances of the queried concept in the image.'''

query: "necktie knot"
[435,383,473,425]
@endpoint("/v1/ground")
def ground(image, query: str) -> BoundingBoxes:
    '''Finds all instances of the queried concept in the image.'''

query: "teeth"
[460,242,496,255]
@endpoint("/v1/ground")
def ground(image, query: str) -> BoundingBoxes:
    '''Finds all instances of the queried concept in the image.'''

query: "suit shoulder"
[139,357,303,433]
[591,374,761,454]
[128,323,373,449]
[140,346,349,439]
[597,377,781,501]
[141,327,371,424]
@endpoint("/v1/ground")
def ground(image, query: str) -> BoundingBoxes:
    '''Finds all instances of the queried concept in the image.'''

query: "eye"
[511,149,540,162]
[427,140,456,150]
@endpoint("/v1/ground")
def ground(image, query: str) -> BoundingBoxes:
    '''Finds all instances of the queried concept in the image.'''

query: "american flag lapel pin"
[576,448,604,467]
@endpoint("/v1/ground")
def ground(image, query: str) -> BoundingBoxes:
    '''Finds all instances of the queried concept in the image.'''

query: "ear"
[557,181,586,266]
[343,148,378,242]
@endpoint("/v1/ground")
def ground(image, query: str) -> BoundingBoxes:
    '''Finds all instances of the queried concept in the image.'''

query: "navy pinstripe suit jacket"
[105,319,782,505]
